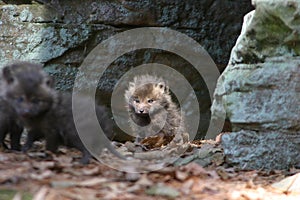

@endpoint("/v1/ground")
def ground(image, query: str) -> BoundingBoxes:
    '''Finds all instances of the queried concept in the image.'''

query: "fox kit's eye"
[16,96,24,103]
[134,99,140,103]
[148,99,154,103]
[45,78,53,87]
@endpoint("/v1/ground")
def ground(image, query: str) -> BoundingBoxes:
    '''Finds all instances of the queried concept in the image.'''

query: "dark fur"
[124,75,185,141]
[2,61,115,164]
[0,97,23,151]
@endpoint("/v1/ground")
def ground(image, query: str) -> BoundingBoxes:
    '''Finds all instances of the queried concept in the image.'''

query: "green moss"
[257,15,291,42]
[0,189,33,200]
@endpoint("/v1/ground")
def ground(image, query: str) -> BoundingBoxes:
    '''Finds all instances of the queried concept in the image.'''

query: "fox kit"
[0,97,23,151]
[1,61,118,164]
[124,75,184,142]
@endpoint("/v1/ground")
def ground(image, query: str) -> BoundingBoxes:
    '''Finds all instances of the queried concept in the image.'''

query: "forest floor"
[0,137,299,200]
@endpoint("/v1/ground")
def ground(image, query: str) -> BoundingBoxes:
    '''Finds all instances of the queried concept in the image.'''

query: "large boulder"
[211,0,300,169]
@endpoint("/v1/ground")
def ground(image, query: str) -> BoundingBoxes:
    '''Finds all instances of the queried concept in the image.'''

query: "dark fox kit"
[124,75,185,142]
[1,62,115,164]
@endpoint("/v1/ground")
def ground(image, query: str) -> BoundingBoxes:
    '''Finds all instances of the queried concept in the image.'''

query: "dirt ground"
[0,139,299,200]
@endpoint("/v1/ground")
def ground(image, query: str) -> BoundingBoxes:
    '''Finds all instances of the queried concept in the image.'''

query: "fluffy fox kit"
[1,61,116,164]
[124,75,184,142]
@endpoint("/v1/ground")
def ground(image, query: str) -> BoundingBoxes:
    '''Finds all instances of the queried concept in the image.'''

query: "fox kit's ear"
[129,82,135,89]
[156,82,169,93]
[2,66,14,84]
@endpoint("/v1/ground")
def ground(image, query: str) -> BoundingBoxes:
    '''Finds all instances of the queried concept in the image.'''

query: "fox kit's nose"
[20,108,31,117]
[139,109,144,113]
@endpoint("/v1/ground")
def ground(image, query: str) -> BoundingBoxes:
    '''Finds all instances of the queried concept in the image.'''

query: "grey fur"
[124,75,185,141]
[1,61,119,164]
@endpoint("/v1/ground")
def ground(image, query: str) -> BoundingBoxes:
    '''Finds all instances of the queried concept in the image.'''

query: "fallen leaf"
[135,174,153,187]
[53,155,73,167]
[51,180,76,188]
[216,167,231,180]
[103,182,128,199]
[81,166,100,176]
[182,162,220,180]
[51,178,108,188]
[211,152,224,166]
[32,161,55,171]
[174,154,197,166]
[272,173,300,193]
[180,179,194,195]
[125,172,141,182]
[33,187,48,200]
[175,170,189,181]
[58,188,98,200]
[146,183,180,198]
[0,154,9,162]
[78,178,108,187]
[27,152,48,159]
[30,170,53,180]
[141,135,174,149]
[12,192,21,200]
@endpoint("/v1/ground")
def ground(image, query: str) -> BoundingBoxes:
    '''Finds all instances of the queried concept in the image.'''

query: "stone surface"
[0,0,253,140]
[211,0,300,169]
[222,131,300,170]
[0,4,91,65]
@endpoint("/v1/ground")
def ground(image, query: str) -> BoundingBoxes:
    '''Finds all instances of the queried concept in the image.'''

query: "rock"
[2,0,32,4]
[0,5,90,64]
[222,131,300,170]
[211,0,300,169]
